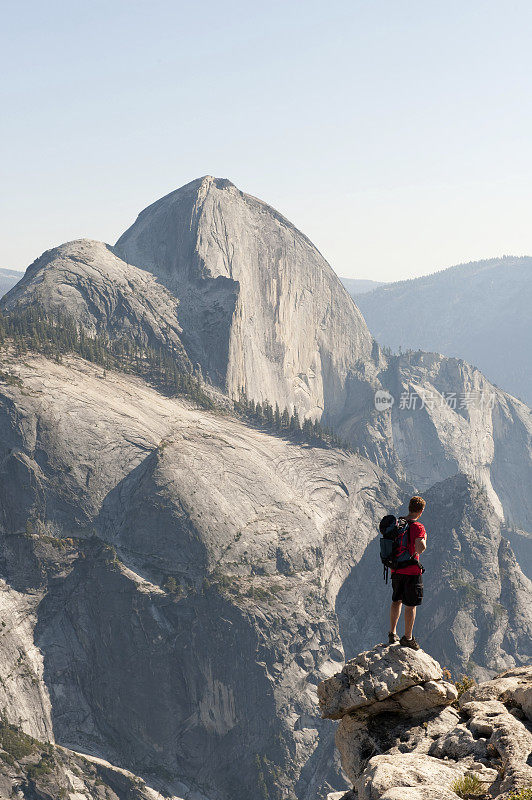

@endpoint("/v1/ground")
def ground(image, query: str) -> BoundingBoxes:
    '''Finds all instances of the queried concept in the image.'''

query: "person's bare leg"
[390,601,402,634]
[404,605,417,639]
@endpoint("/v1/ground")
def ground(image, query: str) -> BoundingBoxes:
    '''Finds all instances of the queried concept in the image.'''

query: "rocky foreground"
[319,644,532,799]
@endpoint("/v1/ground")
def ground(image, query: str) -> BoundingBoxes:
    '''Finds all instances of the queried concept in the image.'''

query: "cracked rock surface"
[319,645,532,799]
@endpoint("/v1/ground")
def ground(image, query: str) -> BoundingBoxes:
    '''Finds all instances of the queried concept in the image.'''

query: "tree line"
[234,392,354,452]
[0,304,215,409]
[0,303,356,454]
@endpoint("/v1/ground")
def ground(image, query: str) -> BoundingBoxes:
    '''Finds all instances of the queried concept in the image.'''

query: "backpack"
[379,515,421,583]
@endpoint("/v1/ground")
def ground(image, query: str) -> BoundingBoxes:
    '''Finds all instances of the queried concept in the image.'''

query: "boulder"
[460,665,532,721]
[318,643,452,720]
[355,753,464,800]
[321,646,532,799]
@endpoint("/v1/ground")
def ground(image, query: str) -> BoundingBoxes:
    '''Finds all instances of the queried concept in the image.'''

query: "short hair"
[409,495,426,514]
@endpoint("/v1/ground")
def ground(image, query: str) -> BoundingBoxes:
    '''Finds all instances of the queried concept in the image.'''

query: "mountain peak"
[114,177,374,411]
[135,175,239,219]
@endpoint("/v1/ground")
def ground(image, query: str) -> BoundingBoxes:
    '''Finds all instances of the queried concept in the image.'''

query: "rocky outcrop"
[0,718,186,800]
[319,644,532,799]
[319,644,459,787]
[461,665,532,716]
[380,351,532,529]
[317,645,456,720]
[458,698,532,794]
[337,348,532,529]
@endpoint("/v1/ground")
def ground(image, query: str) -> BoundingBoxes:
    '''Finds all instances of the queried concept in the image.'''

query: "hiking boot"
[388,632,399,644]
[400,635,420,650]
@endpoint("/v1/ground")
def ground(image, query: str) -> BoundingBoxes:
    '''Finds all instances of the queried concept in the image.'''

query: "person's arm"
[414,531,427,554]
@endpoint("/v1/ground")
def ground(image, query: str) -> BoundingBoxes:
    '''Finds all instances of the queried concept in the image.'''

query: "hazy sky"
[2,0,532,281]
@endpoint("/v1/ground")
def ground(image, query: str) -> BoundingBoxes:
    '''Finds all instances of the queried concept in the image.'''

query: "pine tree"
[302,417,313,438]
[290,409,301,433]
[263,401,274,425]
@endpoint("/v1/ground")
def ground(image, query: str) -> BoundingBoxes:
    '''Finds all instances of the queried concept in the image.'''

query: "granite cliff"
[5,178,532,530]
[115,176,375,421]
[0,352,402,799]
[114,178,532,530]
[0,178,531,799]
[2,239,190,365]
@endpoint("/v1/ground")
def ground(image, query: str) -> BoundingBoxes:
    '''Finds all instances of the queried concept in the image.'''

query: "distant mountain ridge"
[340,277,386,295]
[0,267,23,298]
[355,255,532,405]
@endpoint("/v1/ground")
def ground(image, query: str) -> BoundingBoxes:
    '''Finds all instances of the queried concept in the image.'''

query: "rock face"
[319,644,532,799]
[4,178,532,532]
[359,350,532,529]
[115,176,375,419]
[112,177,532,530]
[0,353,402,800]
[1,178,532,799]
[356,255,532,406]
[0,719,185,800]
[420,476,532,678]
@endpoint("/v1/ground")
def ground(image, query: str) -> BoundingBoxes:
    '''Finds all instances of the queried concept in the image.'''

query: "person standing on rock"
[389,495,427,650]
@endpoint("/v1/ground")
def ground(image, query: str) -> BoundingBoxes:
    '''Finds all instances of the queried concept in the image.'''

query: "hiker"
[388,495,427,650]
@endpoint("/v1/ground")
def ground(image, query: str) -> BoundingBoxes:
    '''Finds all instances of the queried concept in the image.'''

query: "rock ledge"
[318,644,532,799]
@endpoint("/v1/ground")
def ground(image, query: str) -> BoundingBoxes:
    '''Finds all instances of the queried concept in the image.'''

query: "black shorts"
[391,573,423,607]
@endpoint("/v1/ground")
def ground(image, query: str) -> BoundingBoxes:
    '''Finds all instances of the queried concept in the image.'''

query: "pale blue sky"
[2,0,531,280]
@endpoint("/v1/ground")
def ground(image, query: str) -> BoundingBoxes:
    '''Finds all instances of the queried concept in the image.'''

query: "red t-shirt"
[392,520,426,575]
